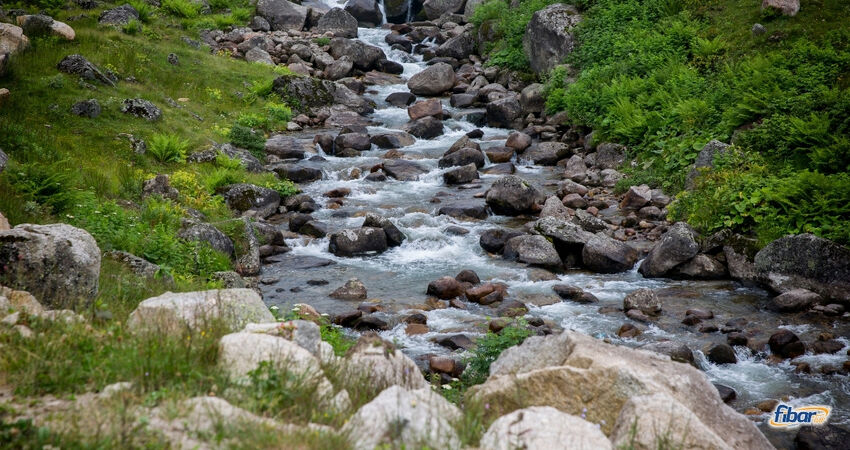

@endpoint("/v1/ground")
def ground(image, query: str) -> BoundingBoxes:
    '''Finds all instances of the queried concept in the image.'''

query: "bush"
[121,19,143,35]
[228,124,265,156]
[148,134,189,163]
[161,0,201,18]
[128,0,155,23]
[462,321,531,385]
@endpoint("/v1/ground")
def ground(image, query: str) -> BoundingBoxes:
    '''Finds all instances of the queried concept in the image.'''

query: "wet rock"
[329,228,388,257]
[714,384,737,404]
[221,184,280,218]
[519,83,545,115]
[455,269,480,285]
[768,329,804,359]
[408,98,443,121]
[427,276,464,299]
[595,143,626,170]
[406,323,429,335]
[316,7,358,38]
[363,213,406,247]
[485,175,540,216]
[438,200,489,220]
[445,225,469,236]
[539,196,570,220]
[371,131,416,148]
[423,0,465,19]
[450,93,476,108]
[0,224,100,309]
[333,310,362,327]
[754,233,850,303]
[178,222,235,257]
[705,343,737,365]
[383,158,429,181]
[484,146,514,163]
[769,288,822,313]
[353,314,388,331]
[479,228,524,254]
[324,57,353,80]
[466,283,507,303]
[503,235,561,268]
[404,116,444,139]
[439,147,485,169]
[727,332,748,346]
[385,91,416,107]
[436,31,476,60]
[581,234,639,273]
[671,254,727,280]
[497,299,529,317]
[618,323,642,338]
[121,98,161,121]
[557,179,589,197]
[429,355,465,378]
[522,4,581,74]
[271,162,323,183]
[552,284,598,303]
[443,163,479,185]
[486,96,521,128]
[811,339,843,355]
[256,0,309,31]
[407,62,456,96]
[299,221,328,238]
[623,289,661,315]
[638,222,700,278]
[438,334,475,350]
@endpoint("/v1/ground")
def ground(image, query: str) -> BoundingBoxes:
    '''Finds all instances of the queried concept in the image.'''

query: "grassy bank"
[476,0,850,246]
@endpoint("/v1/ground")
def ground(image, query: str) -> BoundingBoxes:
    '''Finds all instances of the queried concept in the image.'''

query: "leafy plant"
[228,124,265,156]
[161,0,201,18]
[148,134,189,163]
[462,321,531,385]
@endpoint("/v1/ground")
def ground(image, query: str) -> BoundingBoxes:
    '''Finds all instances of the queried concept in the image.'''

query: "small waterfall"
[405,0,413,23]
[378,0,388,25]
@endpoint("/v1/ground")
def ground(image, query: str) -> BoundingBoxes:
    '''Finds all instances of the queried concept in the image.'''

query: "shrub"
[462,321,531,385]
[265,102,293,124]
[228,124,265,156]
[314,36,331,46]
[471,0,561,71]
[148,134,189,163]
[161,0,201,18]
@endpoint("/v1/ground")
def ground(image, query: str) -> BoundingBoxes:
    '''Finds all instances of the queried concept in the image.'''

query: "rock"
[386,92,416,107]
[438,334,475,350]
[57,54,115,86]
[0,224,100,309]
[505,131,532,152]
[218,331,321,380]
[811,339,843,354]
[768,288,822,312]
[66,98,98,119]
[450,93,476,108]
[335,132,372,151]
[128,289,273,334]
[638,223,700,278]
[470,331,772,449]
[234,218,261,276]
[581,234,639,273]
[522,142,569,165]
[485,175,540,216]
[342,385,460,450]
[443,163,479,185]
[422,0,465,19]
[754,233,850,303]
[383,159,429,181]
[557,179,589,197]
[497,299,529,317]
[363,213,405,247]
[479,228,524,254]
[142,174,179,201]
[618,323,641,338]
[762,0,800,17]
[242,319,322,358]
[273,74,334,113]
[641,341,695,365]
[408,98,443,120]
[316,7,358,38]
[552,285,598,303]
[329,278,367,300]
[671,254,727,280]
[271,162,322,183]
[483,146,514,164]
[221,184,281,219]
[404,116,444,139]
[795,425,850,450]
[623,289,661,315]
[519,83,545,115]
[371,131,416,148]
[686,140,730,189]
[522,4,581,74]
[429,355,464,377]
[572,209,607,233]
[436,31,476,60]
[105,250,172,283]
[486,96,521,128]
[503,235,561,268]
[329,38,386,71]
[539,196,570,220]
[768,329,804,359]
[407,63,456,96]
[121,98,161,121]
[299,221,327,238]
[439,147,485,169]
[344,0,384,27]
[480,406,612,450]
[0,287,45,316]
[98,4,139,26]
[0,149,6,174]
[256,0,309,31]
[619,185,651,210]
[328,228,388,257]
[714,384,737,404]
[595,143,626,169]
[706,343,737,364]
[343,334,428,391]
[245,47,274,65]
[249,15,271,32]
[438,200,489,220]
[177,222,235,257]
[427,276,464,299]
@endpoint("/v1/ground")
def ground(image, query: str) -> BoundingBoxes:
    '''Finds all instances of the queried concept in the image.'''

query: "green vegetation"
[534,0,850,245]
[460,321,531,386]
[148,133,189,163]
[471,0,561,70]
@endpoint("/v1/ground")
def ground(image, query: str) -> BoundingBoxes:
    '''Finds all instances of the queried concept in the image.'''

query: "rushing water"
[260,27,850,445]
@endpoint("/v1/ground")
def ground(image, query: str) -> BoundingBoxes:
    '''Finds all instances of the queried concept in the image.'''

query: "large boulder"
[57,54,115,86]
[480,406,612,450]
[0,24,29,65]
[754,233,850,303]
[521,142,570,166]
[382,159,429,181]
[273,74,334,113]
[470,331,773,449]
[581,234,639,273]
[407,63,456,96]
[342,385,460,450]
[98,4,139,26]
[522,4,581,74]
[486,96,521,128]
[256,0,310,31]
[623,289,661,315]
[316,7,358,38]
[329,228,388,256]
[503,235,561,268]
[329,38,386,71]
[439,147,485,169]
[404,116,444,139]
[344,0,384,27]
[423,0,466,19]
[485,175,540,216]
[638,223,700,278]
[221,183,281,219]
[127,289,274,334]
[436,31,476,60]
[178,222,235,257]
[0,224,100,309]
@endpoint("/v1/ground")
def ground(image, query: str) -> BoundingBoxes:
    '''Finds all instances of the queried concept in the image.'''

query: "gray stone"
[485,175,540,216]
[70,99,100,118]
[98,4,139,26]
[582,233,639,273]
[316,7,358,38]
[329,228,388,256]
[639,223,700,278]
[344,0,384,27]
[221,184,281,219]
[624,289,661,315]
[121,98,161,121]
[522,4,581,73]
[407,63,456,96]
[178,222,235,257]
[754,233,850,302]
[503,235,561,268]
[256,0,309,31]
